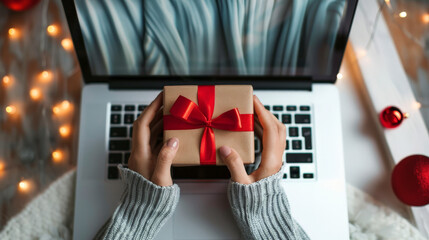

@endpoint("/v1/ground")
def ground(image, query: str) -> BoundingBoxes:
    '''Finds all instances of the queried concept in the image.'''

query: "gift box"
[163,85,254,166]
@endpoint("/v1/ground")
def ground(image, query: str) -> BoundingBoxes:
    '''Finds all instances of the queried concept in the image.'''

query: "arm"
[95,167,179,240]
[228,167,309,240]
[219,95,310,240]
[95,93,181,239]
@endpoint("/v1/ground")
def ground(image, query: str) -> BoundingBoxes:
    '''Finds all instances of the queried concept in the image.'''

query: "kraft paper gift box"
[163,85,254,166]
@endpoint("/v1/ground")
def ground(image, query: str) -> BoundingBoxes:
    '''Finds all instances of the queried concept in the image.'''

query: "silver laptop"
[63,0,358,239]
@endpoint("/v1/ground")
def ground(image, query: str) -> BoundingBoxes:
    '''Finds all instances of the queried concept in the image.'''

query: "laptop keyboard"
[258,104,316,181]
[107,103,316,181]
[108,104,147,179]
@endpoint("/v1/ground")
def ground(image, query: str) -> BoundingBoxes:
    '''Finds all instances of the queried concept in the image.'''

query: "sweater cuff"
[97,166,180,240]
[228,165,310,240]
[229,165,284,194]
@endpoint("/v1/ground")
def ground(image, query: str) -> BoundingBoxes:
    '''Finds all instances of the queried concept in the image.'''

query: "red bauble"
[391,155,429,206]
[0,0,40,11]
[379,106,404,128]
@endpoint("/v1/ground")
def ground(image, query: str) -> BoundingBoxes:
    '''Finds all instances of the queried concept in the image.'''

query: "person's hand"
[128,93,179,186]
[219,95,285,184]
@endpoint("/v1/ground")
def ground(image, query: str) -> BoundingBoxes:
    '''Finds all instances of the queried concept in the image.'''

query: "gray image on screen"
[75,0,347,77]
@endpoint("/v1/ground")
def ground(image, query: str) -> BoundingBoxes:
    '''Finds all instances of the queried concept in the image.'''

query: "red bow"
[163,86,253,165]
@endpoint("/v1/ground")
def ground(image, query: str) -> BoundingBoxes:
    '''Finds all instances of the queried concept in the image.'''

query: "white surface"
[337,47,410,219]
[347,0,429,237]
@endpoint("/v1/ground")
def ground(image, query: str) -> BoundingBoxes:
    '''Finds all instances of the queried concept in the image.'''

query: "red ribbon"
[163,86,253,165]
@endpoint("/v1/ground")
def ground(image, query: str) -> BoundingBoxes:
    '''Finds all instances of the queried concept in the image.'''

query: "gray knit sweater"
[95,166,309,240]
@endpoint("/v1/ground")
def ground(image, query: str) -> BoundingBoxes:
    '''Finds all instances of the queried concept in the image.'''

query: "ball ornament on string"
[392,155,429,206]
[0,0,40,11]
[379,106,407,128]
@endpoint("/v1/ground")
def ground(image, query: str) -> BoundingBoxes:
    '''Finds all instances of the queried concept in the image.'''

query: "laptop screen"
[73,0,354,80]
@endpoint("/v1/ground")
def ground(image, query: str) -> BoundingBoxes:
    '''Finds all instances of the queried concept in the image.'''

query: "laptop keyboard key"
[124,114,135,124]
[290,166,300,178]
[289,127,298,137]
[283,173,287,179]
[300,106,310,111]
[109,153,122,164]
[303,173,314,179]
[292,140,302,150]
[285,140,289,150]
[286,105,297,111]
[111,105,122,111]
[111,114,121,124]
[110,127,127,138]
[264,105,270,110]
[125,105,135,111]
[108,166,119,179]
[109,140,130,151]
[286,153,313,163]
[282,114,291,124]
[302,127,312,149]
[295,114,311,124]
[129,127,133,138]
[273,105,284,111]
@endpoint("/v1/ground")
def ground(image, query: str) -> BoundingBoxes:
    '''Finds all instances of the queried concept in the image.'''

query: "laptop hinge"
[108,78,312,91]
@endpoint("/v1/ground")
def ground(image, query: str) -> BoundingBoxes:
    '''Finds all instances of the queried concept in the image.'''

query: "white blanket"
[0,169,425,240]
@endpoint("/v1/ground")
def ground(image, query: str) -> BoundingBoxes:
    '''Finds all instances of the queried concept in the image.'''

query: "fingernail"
[219,146,231,158]
[167,137,178,149]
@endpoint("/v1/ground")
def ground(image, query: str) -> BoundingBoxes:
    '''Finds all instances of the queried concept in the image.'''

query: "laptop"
[62,0,358,239]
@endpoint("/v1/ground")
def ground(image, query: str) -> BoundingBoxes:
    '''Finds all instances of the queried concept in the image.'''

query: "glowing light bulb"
[39,70,52,83]
[8,28,19,39]
[59,125,71,137]
[61,38,73,51]
[52,100,73,116]
[29,88,42,100]
[404,112,410,118]
[336,73,343,80]
[2,75,12,87]
[46,25,59,36]
[414,101,422,109]
[18,180,30,192]
[5,105,17,115]
[423,14,429,24]
[53,106,61,114]
[0,161,4,171]
[399,11,407,18]
[52,150,64,163]
[61,100,70,109]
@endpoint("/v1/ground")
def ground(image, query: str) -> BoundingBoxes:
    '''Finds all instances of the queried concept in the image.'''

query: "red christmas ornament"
[0,0,40,11]
[379,106,405,128]
[391,155,429,206]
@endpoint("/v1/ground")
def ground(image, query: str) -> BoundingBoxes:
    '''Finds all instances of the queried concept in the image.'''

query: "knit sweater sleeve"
[227,167,310,240]
[94,166,180,240]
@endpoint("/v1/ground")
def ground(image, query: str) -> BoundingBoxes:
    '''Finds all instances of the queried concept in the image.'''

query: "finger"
[138,92,163,125]
[253,95,283,169]
[254,116,263,139]
[149,119,163,149]
[151,137,179,186]
[253,95,276,130]
[133,93,163,154]
[149,108,163,129]
[219,146,251,184]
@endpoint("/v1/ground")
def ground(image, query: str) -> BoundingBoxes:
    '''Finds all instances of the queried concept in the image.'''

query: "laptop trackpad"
[173,194,241,239]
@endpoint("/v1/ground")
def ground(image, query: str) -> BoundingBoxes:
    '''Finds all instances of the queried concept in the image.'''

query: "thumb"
[219,146,251,184]
[151,137,179,186]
